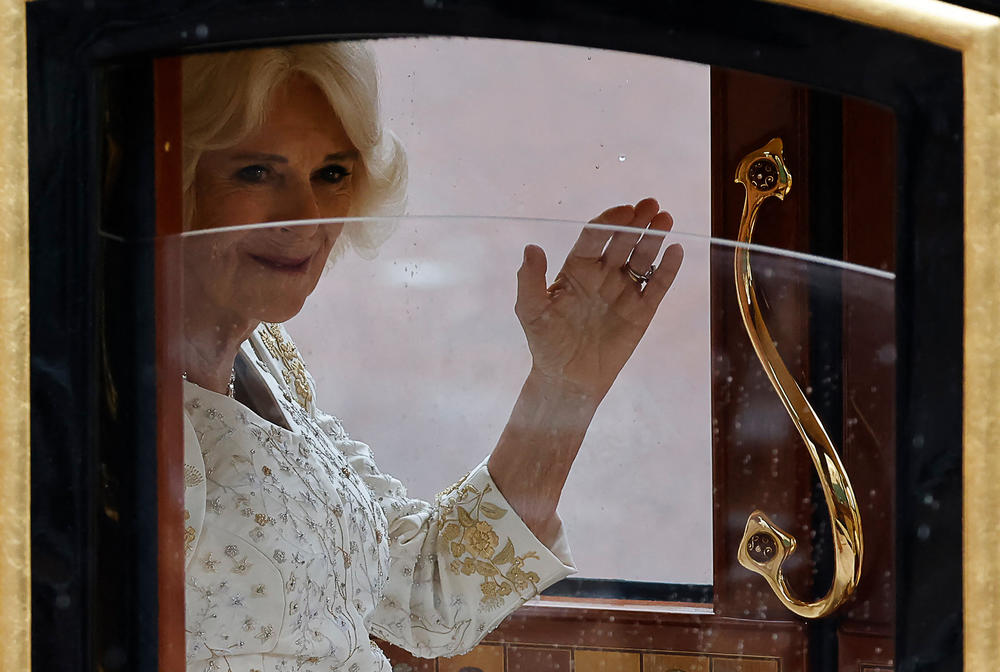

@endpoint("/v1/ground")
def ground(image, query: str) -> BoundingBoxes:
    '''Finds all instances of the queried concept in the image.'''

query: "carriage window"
[159,35,898,672]
[284,38,714,588]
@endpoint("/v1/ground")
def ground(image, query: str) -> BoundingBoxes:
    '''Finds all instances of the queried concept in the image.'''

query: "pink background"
[287,38,713,584]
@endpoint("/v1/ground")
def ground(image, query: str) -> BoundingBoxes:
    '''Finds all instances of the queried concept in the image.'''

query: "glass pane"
[373,37,709,232]
[168,216,895,583]
[163,35,897,671]
[283,217,713,585]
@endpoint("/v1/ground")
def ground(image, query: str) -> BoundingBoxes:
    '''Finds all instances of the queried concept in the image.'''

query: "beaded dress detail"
[183,323,574,672]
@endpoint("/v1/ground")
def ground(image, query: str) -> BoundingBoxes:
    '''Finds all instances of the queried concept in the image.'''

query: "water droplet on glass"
[618,154,627,162]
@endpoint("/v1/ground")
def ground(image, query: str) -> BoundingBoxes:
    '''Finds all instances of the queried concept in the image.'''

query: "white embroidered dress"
[184,323,575,672]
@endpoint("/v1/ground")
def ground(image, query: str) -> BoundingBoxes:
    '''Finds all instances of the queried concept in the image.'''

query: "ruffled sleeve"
[318,412,576,658]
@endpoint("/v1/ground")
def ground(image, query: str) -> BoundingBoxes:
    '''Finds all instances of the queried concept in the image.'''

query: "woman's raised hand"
[514,197,684,403]
[491,199,682,543]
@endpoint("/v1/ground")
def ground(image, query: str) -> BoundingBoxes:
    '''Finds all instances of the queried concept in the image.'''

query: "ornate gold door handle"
[733,138,863,619]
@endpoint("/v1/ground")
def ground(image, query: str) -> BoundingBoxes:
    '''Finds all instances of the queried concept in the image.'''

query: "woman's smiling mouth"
[249,253,313,273]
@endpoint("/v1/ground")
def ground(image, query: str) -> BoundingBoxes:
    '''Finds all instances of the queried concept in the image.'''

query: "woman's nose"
[274,180,322,236]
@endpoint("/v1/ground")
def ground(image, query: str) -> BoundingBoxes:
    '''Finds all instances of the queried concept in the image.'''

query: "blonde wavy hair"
[182,42,407,259]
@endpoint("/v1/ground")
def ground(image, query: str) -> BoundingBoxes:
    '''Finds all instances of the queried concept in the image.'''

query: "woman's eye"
[314,165,352,185]
[235,165,271,183]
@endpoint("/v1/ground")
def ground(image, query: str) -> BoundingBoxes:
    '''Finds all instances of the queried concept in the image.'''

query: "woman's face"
[184,74,356,326]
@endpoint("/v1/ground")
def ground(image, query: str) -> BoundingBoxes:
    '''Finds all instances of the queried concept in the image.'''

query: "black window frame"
[27,2,965,670]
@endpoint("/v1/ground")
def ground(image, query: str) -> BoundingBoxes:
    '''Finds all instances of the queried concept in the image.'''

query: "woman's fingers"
[601,197,659,267]
[514,244,550,323]
[569,204,634,259]
[560,198,678,309]
[638,243,684,310]
[624,209,674,277]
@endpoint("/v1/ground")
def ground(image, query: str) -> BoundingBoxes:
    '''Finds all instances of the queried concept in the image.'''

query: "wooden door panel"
[838,98,897,670]
[482,607,808,668]
[435,643,505,672]
[575,649,642,672]
[713,659,780,672]
[506,646,573,672]
[643,653,711,672]
[710,68,818,619]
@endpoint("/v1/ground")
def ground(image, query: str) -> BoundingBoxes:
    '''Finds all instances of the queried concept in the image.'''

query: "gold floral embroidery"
[184,508,197,556]
[184,463,204,488]
[440,482,540,607]
[260,323,313,408]
[435,471,471,504]
[462,521,499,558]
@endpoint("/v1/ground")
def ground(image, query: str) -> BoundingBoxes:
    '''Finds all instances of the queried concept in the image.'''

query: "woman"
[181,43,683,672]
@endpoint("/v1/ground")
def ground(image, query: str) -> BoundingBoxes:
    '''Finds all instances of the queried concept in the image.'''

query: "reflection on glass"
[176,215,894,666]
[286,217,711,587]
[178,40,697,671]
[168,37,895,672]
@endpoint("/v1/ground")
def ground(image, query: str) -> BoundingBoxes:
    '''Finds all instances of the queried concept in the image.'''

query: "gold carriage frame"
[1,0,998,669]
